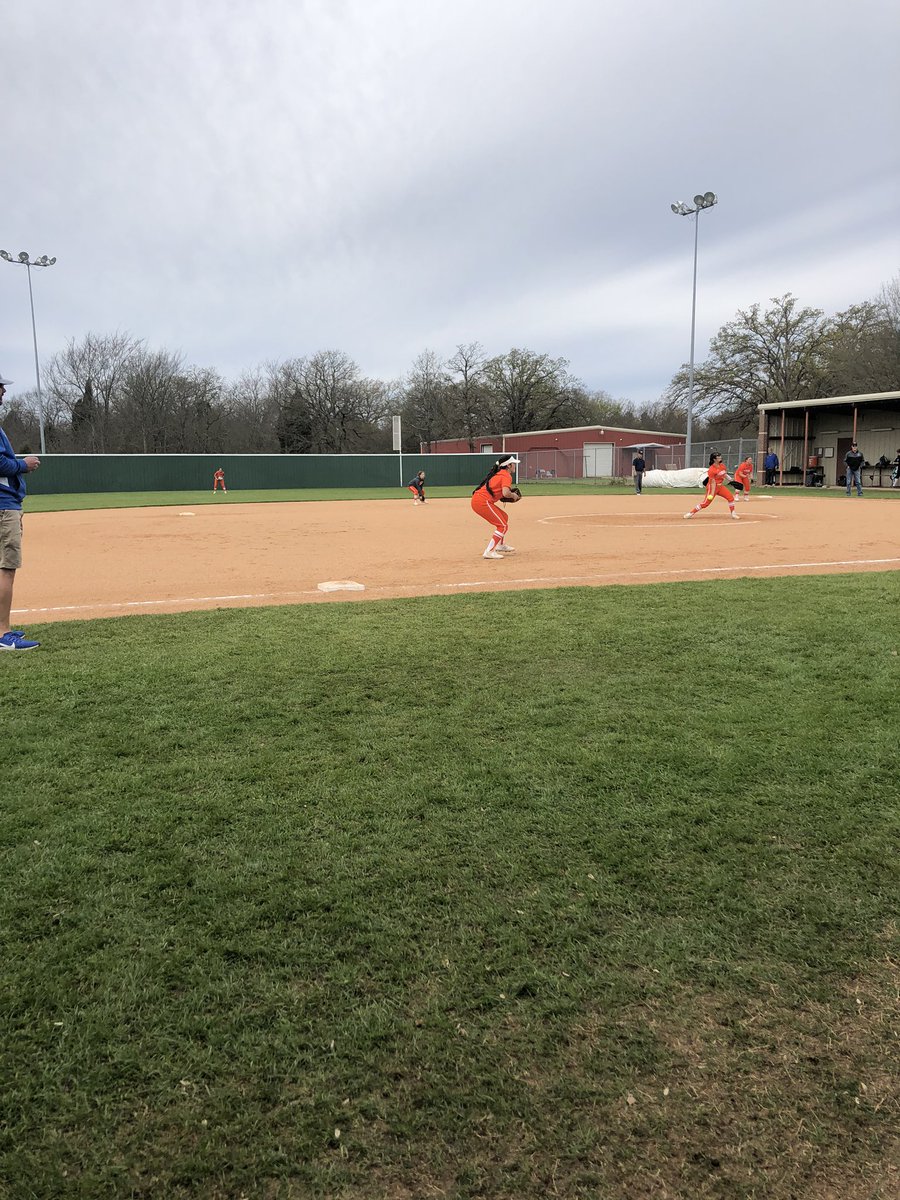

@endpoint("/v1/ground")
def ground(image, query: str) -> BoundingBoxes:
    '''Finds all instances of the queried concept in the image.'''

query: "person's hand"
[23,455,41,471]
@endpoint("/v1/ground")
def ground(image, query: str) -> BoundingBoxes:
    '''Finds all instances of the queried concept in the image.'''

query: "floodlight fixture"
[0,248,58,455]
[670,189,719,467]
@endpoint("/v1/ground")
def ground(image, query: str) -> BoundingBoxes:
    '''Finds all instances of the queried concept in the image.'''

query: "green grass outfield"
[24,480,900,513]
[2,574,898,1199]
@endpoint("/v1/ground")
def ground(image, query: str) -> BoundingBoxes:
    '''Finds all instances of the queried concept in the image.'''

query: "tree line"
[4,276,897,455]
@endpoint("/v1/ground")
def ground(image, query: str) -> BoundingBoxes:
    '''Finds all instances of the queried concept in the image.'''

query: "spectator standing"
[844,442,864,497]
[891,449,900,488]
[0,374,42,651]
[631,451,646,495]
[764,451,779,486]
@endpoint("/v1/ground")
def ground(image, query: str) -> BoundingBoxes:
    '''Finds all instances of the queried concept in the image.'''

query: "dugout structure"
[758,390,900,487]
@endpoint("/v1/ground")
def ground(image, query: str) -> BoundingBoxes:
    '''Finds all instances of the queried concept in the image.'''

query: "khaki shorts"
[0,510,23,570]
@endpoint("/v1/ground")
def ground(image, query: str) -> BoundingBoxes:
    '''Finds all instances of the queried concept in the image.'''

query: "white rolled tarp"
[642,468,707,488]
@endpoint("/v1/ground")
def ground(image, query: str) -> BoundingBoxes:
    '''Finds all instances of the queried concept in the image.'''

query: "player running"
[684,452,740,521]
[471,454,521,558]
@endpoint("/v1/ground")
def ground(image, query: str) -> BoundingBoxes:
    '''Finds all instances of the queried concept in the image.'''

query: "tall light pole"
[0,249,57,456]
[670,192,717,469]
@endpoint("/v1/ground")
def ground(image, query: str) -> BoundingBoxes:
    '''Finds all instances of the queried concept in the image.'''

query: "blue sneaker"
[0,631,40,651]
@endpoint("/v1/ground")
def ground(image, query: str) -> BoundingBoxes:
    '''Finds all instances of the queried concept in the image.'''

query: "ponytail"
[473,460,504,495]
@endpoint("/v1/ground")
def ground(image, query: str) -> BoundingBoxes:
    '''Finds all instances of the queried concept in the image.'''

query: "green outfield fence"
[24,453,501,495]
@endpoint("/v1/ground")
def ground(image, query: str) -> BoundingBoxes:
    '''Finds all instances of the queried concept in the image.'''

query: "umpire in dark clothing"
[632,451,646,494]
[844,442,864,497]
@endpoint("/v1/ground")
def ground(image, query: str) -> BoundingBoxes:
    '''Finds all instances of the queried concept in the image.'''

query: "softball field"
[14,491,900,624]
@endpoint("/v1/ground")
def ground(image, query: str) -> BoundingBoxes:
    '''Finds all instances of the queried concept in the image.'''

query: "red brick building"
[426,425,687,479]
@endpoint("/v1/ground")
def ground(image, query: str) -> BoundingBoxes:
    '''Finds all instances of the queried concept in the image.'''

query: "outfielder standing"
[213,467,227,493]
[684,452,740,521]
[471,453,521,558]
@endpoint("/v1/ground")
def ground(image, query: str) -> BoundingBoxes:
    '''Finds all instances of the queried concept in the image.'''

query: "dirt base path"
[14,492,900,624]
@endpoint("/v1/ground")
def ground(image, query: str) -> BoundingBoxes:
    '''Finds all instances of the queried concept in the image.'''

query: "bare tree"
[0,391,42,453]
[273,351,387,453]
[445,342,488,449]
[118,348,185,453]
[482,348,574,432]
[305,350,367,452]
[401,349,451,451]
[167,367,225,453]
[222,367,281,452]
[45,331,142,451]
[819,300,900,397]
[879,272,900,330]
[665,295,829,429]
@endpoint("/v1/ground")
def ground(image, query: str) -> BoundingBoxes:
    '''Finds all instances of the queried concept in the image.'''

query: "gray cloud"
[3,0,898,407]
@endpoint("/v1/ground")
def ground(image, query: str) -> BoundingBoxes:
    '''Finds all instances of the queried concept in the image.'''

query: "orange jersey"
[472,467,512,533]
[699,461,734,505]
[475,467,513,501]
[734,458,753,481]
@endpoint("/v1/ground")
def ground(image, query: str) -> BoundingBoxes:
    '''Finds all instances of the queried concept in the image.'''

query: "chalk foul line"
[14,556,900,617]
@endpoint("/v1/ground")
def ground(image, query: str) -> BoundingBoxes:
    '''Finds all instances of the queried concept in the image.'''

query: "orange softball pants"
[471,493,508,534]
[697,483,734,509]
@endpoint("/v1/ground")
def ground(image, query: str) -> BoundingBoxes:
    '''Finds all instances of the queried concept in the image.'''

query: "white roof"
[500,423,684,438]
[758,391,900,412]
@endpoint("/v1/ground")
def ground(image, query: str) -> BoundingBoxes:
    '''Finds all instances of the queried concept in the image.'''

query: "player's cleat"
[482,550,504,559]
[683,511,694,519]
[497,544,516,553]
[0,631,40,651]
[731,511,740,520]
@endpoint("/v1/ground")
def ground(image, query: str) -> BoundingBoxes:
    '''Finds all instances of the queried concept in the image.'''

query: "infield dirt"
[14,492,900,624]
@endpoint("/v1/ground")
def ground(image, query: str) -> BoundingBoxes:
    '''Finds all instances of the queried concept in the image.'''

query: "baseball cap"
[0,374,13,386]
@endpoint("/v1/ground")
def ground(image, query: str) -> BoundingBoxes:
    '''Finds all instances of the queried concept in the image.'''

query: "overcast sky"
[3,0,898,410]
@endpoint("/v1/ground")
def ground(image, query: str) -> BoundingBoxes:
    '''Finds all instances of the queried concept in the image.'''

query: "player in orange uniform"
[684,452,740,520]
[733,455,753,502]
[213,467,227,493]
[471,453,521,558]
